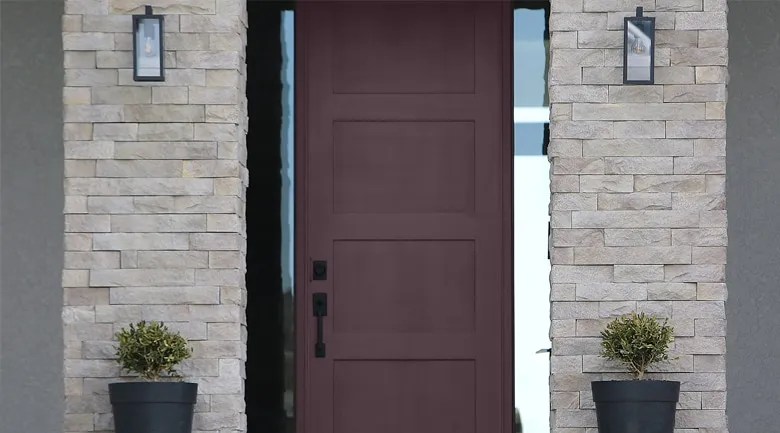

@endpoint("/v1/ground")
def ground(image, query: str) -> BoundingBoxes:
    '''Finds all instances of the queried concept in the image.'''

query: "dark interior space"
[245,1,294,433]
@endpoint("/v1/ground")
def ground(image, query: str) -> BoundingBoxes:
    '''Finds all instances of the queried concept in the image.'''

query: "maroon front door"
[295,2,512,433]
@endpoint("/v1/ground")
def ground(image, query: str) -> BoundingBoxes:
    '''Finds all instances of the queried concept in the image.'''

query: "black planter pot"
[109,381,198,433]
[591,380,680,433]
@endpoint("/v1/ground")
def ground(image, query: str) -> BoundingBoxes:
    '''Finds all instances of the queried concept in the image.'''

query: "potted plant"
[591,312,679,433]
[109,321,197,433]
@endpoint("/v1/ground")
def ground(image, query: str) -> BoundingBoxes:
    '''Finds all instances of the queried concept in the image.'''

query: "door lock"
[312,260,327,281]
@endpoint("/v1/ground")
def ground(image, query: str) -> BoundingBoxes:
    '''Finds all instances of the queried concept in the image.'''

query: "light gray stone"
[114,141,217,160]
[551,49,605,68]
[64,252,120,270]
[65,105,123,123]
[671,193,725,211]
[634,175,706,193]
[153,87,189,104]
[65,69,118,86]
[551,266,614,283]
[93,123,139,141]
[183,160,240,177]
[575,283,647,301]
[572,211,699,228]
[675,12,727,30]
[666,121,726,139]
[64,197,87,215]
[697,283,727,301]
[93,233,190,251]
[603,229,671,246]
[671,48,728,66]
[111,215,207,233]
[698,31,728,48]
[194,123,240,141]
[552,193,598,211]
[177,51,241,69]
[123,105,205,123]
[90,269,196,287]
[189,87,239,104]
[190,233,241,251]
[647,283,697,301]
[96,160,182,177]
[209,251,241,268]
[573,246,691,265]
[597,193,672,210]
[613,265,664,282]
[655,0,701,10]
[552,121,613,139]
[63,32,114,50]
[137,251,209,269]
[607,86,663,103]
[553,229,604,247]
[137,123,195,141]
[604,157,673,174]
[665,265,725,283]
[654,67,696,84]
[65,178,214,196]
[613,121,665,138]
[663,85,726,103]
[572,103,705,121]
[656,31,699,48]
[582,67,622,85]
[110,287,220,305]
[550,13,608,31]
[65,141,115,159]
[64,123,94,141]
[579,175,633,192]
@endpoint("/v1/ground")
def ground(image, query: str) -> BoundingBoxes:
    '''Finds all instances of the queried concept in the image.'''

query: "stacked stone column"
[548,0,728,431]
[61,0,248,431]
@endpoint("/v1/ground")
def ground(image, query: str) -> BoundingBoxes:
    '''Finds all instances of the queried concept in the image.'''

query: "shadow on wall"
[0,1,65,432]
[726,2,780,433]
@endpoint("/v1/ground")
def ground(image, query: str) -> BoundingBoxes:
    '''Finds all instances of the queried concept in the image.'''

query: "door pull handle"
[313,293,327,358]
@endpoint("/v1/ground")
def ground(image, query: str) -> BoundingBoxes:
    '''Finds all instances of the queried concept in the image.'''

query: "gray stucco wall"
[726,2,780,432]
[0,1,65,432]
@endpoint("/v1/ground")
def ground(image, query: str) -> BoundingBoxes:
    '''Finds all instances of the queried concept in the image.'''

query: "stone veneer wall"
[547,0,728,431]
[61,0,249,431]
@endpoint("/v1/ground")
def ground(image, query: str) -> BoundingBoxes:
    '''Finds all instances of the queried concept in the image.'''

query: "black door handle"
[312,293,327,358]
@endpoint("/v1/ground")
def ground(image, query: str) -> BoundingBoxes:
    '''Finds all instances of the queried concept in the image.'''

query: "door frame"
[293,2,515,432]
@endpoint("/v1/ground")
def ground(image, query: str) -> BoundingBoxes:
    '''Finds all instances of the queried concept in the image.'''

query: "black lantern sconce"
[133,5,165,82]
[623,7,655,85]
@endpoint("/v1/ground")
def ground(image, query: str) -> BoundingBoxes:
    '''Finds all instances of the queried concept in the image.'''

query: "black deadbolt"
[313,260,327,280]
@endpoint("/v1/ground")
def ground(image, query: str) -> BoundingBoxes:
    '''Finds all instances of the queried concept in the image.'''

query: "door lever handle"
[313,293,327,358]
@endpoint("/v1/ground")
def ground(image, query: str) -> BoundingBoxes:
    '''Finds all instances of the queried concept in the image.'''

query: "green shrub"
[599,312,674,380]
[115,321,193,381]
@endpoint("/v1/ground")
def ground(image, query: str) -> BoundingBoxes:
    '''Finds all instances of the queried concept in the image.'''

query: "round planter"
[109,381,198,433]
[591,380,680,433]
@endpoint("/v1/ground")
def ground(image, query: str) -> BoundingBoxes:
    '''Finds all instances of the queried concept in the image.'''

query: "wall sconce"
[623,7,655,85]
[133,5,165,82]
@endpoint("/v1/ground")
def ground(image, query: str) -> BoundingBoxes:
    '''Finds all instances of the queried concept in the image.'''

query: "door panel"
[296,3,511,433]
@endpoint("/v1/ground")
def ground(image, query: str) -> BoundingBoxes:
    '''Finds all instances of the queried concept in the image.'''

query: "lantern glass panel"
[625,18,654,83]
[135,17,162,79]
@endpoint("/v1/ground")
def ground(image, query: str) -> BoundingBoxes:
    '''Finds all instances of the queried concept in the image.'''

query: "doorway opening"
[244,2,552,433]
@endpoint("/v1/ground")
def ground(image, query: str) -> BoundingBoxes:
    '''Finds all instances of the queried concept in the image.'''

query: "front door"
[296,2,512,433]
